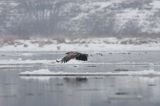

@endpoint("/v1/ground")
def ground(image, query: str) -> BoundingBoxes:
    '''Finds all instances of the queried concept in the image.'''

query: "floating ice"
[20,69,53,75]
[0,59,53,64]
[19,69,160,77]
[21,76,51,82]
[63,59,86,64]
[21,53,33,56]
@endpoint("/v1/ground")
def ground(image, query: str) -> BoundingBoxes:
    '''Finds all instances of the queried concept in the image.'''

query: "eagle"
[56,51,88,63]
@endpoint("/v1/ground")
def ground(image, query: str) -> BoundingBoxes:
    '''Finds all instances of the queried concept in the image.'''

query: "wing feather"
[61,53,79,63]
[60,52,88,63]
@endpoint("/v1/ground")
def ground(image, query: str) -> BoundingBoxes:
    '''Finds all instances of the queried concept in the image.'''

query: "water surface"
[0,51,160,106]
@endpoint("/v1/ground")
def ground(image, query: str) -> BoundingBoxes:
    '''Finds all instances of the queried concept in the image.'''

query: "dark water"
[0,51,160,106]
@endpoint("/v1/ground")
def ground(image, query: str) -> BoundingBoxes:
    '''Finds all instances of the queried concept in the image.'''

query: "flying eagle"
[56,51,88,63]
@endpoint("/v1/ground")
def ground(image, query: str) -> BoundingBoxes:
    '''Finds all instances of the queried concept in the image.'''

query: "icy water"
[0,51,160,106]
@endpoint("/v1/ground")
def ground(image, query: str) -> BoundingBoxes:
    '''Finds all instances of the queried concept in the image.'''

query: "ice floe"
[19,69,160,77]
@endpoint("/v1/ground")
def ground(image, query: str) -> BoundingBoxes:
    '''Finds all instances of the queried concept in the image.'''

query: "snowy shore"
[0,38,160,51]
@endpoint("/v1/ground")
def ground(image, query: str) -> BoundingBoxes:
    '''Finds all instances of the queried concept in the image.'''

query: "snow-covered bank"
[2,43,160,52]
[0,38,160,51]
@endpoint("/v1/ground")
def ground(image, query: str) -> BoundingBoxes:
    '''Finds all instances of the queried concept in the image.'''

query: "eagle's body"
[57,52,88,63]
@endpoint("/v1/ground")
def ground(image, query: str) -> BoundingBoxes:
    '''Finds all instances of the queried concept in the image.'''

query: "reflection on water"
[63,77,88,86]
[0,71,160,106]
[18,76,160,106]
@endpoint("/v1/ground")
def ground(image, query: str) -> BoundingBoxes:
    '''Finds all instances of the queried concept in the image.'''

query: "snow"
[150,0,160,9]
[113,0,160,33]
[66,59,87,64]
[0,38,160,52]
[1,0,160,36]
[83,2,111,11]
[69,0,160,34]
[5,43,160,51]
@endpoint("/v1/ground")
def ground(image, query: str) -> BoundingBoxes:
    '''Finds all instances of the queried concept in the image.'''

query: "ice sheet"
[19,69,160,76]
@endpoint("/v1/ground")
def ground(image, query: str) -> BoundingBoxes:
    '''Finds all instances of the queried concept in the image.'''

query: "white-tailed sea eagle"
[56,51,88,63]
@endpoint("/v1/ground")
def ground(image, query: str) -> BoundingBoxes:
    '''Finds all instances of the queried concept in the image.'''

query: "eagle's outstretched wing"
[60,52,88,63]
[61,52,79,63]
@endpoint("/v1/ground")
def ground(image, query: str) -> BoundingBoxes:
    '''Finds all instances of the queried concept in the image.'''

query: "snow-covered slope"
[0,0,160,37]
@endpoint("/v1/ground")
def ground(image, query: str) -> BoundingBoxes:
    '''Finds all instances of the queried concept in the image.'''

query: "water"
[0,51,160,106]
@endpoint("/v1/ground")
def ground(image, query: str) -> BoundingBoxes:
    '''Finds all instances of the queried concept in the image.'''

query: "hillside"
[0,0,160,38]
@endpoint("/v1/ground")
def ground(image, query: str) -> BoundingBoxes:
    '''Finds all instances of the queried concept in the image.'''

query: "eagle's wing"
[59,52,88,63]
[61,53,79,63]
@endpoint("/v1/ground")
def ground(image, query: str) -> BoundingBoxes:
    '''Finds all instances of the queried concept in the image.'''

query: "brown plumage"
[57,51,88,63]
